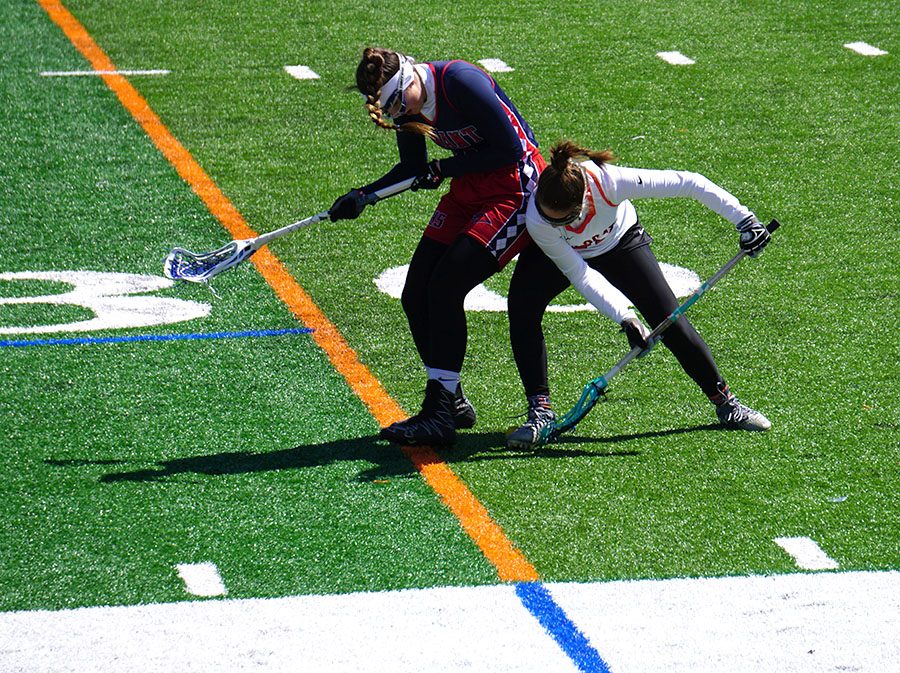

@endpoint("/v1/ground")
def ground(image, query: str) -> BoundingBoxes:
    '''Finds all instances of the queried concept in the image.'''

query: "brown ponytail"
[354,47,436,139]
[537,140,616,211]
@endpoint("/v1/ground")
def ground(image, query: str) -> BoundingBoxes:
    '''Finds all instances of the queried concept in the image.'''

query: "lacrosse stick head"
[539,377,609,445]
[163,239,256,283]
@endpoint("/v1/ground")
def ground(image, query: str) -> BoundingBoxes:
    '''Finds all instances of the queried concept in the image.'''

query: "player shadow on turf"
[54,423,719,484]
[89,434,412,483]
[440,423,722,465]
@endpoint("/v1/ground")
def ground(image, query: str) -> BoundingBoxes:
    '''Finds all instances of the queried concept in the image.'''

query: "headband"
[378,54,415,112]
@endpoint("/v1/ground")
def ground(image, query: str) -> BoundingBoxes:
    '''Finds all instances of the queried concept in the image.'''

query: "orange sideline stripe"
[39,0,538,583]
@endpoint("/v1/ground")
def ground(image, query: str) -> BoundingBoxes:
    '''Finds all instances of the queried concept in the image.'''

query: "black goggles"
[536,190,588,227]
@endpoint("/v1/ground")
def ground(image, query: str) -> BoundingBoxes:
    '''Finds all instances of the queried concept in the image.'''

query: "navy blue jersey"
[362,60,540,194]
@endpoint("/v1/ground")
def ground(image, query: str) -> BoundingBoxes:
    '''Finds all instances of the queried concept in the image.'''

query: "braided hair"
[537,140,616,211]
[355,47,435,139]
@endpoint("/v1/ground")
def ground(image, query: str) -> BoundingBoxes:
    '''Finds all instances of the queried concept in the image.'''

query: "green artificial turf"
[1,0,896,610]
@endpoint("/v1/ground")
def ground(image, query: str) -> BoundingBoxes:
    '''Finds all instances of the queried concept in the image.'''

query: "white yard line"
[548,570,898,673]
[0,571,896,673]
[0,584,576,673]
[40,69,170,76]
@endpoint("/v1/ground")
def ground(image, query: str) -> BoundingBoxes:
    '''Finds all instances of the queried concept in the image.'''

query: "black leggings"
[402,235,498,372]
[508,232,725,398]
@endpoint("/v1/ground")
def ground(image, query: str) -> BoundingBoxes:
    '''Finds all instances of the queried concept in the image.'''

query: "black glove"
[411,160,444,191]
[620,316,651,351]
[329,189,368,222]
[737,216,770,257]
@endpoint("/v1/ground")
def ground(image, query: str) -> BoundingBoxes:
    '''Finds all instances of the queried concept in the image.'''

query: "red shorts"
[424,150,546,269]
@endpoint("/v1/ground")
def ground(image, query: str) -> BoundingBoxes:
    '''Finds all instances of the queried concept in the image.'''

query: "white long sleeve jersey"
[524,160,755,323]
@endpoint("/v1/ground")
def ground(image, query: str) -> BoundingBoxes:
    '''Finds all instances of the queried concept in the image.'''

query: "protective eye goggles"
[535,164,588,226]
[378,55,415,118]
[536,190,589,227]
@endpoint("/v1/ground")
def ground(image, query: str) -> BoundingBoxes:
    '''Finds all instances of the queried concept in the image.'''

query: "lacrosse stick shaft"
[365,176,416,204]
[253,177,417,249]
[650,217,780,334]
[254,212,329,248]
[602,218,780,385]
[597,249,747,385]
[587,252,746,394]
[553,218,780,436]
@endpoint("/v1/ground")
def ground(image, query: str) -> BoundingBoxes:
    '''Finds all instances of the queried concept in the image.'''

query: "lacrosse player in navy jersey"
[329,47,546,446]
[505,140,772,448]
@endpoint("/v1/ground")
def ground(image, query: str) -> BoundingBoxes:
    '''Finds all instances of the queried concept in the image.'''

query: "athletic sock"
[426,367,461,393]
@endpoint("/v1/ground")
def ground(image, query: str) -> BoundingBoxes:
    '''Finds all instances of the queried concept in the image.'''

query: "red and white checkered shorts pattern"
[424,150,546,269]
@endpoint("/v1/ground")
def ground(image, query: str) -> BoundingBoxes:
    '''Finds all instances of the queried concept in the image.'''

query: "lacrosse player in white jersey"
[506,140,772,448]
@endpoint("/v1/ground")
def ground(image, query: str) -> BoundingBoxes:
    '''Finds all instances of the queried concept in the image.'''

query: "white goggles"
[378,55,416,117]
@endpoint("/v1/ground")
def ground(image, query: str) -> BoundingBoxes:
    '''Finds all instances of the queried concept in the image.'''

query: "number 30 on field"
[0,271,210,335]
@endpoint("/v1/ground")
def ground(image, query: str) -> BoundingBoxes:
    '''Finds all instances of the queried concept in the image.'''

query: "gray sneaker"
[716,396,771,431]
[507,395,556,449]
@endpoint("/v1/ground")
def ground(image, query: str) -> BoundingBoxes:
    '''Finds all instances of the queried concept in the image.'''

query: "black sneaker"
[715,396,771,431]
[380,380,457,446]
[453,384,477,429]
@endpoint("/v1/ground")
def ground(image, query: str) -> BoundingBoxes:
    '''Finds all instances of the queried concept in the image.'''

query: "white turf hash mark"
[657,51,695,65]
[843,42,888,56]
[478,58,514,73]
[284,65,320,80]
[40,70,170,77]
[176,562,227,597]
[773,537,839,570]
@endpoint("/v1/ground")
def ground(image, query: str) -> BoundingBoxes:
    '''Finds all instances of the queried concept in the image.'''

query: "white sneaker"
[716,396,771,431]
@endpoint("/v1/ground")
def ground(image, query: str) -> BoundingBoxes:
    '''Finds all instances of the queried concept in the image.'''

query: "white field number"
[0,271,210,335]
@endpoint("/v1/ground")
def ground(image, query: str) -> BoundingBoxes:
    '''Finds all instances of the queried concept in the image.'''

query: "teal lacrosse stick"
[540,218,781,446]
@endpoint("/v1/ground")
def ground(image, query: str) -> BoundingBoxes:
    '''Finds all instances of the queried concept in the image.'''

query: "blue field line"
[515,582,612,673]
[0,327,313,348]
